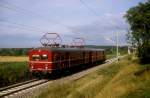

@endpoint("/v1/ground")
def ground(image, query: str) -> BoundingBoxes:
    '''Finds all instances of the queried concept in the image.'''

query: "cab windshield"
[32,55,40,61]
[32,54,48,61]
[41,54,48,60]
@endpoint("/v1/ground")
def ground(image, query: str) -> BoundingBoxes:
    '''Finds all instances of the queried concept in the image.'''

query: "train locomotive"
[28,33,106,74]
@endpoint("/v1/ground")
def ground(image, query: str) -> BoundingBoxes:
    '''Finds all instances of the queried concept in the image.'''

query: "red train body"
[28,47,106,74]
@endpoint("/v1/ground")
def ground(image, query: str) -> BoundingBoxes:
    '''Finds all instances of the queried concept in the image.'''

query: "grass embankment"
[0,62,31,87]
[35,56,150,98]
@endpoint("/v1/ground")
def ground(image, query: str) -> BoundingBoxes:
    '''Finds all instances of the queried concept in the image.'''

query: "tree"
[125,0,150,63]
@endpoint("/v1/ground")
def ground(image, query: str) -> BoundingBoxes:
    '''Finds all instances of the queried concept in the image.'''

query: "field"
[35,55,150,98]
[0,56,28,62]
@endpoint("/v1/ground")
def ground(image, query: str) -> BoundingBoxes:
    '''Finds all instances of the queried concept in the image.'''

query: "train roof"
[32,47,105,52]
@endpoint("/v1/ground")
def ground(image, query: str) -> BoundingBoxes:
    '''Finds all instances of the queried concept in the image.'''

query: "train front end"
[28,49,54,74]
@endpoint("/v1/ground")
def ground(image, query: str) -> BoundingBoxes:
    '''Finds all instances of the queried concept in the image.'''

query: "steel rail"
[0,79,48,98]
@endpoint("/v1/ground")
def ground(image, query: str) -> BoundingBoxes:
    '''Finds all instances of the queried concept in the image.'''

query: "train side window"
[57,56,60,61]
[53,54,60,61]
[32,55,40,61]
[103,51,105,55]
[61,55,65,60]
[41,54,48,60]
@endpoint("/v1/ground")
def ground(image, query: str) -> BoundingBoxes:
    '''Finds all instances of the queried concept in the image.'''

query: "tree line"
[0,48,30,56]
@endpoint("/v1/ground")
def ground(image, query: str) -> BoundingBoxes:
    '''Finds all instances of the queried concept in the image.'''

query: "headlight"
[45,66,48,69]
[31,66,33,69]
[30,63,34,69]
[45,64,48,69]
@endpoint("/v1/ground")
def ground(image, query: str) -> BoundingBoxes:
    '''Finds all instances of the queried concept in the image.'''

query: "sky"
[0,0,147,48]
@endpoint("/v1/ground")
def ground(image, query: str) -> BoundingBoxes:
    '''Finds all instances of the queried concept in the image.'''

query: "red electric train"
[28,33,106,75]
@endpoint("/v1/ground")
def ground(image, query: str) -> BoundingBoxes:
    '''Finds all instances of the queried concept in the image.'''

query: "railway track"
[0,79,49,98]
[0,56,126,98]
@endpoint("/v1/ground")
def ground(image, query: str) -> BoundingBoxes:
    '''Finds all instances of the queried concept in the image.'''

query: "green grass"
[35,55,150,98]
[0,62,31,87]
[106,47,128,59]
[35,61,124,98]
